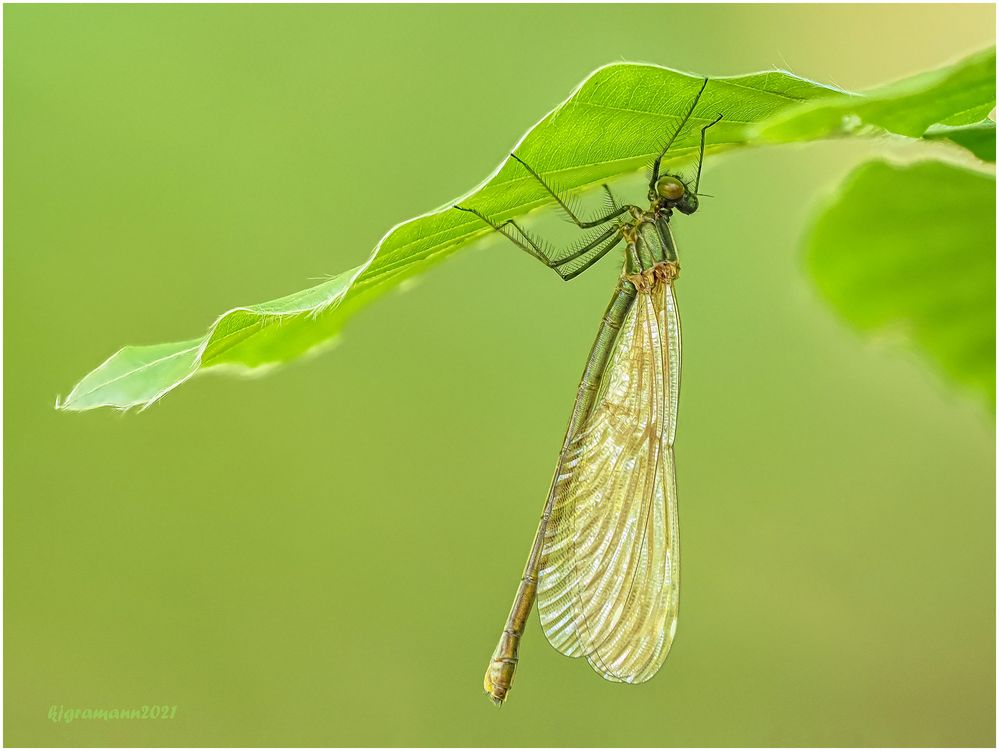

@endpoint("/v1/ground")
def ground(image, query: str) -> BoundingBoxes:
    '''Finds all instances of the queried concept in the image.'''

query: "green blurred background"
[5,4,995,746]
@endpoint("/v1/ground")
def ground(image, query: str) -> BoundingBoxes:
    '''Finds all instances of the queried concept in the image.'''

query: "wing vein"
[538,278,681,683]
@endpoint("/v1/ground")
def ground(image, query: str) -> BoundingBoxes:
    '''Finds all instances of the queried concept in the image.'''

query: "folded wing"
[537,279,681,683]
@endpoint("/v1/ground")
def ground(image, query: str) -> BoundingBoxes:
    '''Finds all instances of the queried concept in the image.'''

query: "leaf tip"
[54,390,84,412]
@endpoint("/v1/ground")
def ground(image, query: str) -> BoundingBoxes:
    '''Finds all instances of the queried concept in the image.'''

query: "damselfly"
[456,78,722,704]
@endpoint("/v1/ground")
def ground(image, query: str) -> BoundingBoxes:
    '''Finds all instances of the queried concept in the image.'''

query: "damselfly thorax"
[456,77,723,704]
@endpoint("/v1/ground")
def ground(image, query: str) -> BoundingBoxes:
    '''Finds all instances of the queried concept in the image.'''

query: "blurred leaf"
[59,52,995,411]
[924,121,996,162]
[807,160,996,408]
[755,46,995,142]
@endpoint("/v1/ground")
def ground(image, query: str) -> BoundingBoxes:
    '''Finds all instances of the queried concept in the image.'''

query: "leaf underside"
[924,121,997,162]
[59,47,996,411]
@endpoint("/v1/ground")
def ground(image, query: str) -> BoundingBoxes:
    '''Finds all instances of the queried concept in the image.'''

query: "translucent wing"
[537,275,681,683]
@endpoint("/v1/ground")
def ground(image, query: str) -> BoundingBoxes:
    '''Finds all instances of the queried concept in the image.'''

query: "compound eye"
[677,193,699,215]
[656,176,686,201]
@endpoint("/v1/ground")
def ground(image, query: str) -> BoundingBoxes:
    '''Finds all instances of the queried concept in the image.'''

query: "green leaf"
[924,121,996,162]
[59,65,845,411]
[806,160,996,408]
[58,271,361,411]
[59,52,996,412]
[57,339,202,412]
[754,47,996,142]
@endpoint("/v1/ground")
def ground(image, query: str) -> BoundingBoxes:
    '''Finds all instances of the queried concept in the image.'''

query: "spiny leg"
[601,184,620,211]
[453,205,623,281]
[595,186,643,271]
[649,77,709,191]
[560,233,624,281]
[693,113,724,194]
[453,205,550,266]
[453,204,617,265]
[509,154,635,228]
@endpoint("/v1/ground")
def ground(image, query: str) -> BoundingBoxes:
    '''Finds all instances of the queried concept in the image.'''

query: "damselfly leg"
[452,205,624,281]
[507,154,638,228]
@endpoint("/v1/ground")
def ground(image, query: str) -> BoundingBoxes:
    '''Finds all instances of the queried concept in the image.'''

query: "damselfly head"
[654,175,699,215]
